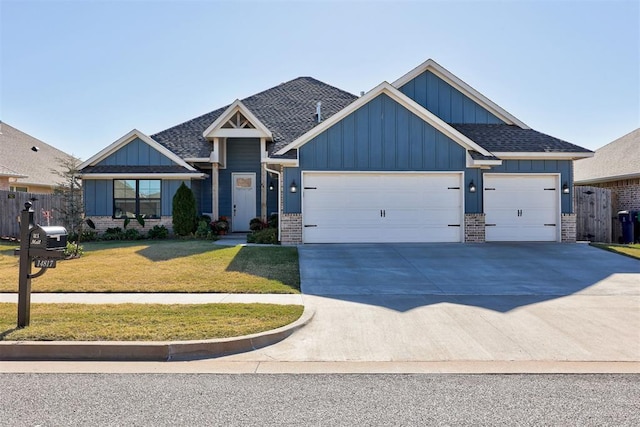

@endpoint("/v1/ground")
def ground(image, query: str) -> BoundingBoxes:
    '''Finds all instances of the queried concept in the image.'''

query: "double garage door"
[301,172,560,243]
[302,172,463,243]
[483,174,560,242]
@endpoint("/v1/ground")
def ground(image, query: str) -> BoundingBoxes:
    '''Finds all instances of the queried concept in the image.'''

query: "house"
[79,59,593,243]
[0,121,75,193]
[574,128,640,241]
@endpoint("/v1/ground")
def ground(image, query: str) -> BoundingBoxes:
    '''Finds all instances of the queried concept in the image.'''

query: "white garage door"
[483,174,560,242]
[302,172,463,243]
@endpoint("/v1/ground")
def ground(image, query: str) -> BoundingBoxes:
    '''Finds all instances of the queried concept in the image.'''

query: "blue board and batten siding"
[284,93,467,213]
[97,138,177,167]
[398,71,504,125]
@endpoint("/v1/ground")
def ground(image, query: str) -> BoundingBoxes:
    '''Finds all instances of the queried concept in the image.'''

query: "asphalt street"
[1,374,638,426]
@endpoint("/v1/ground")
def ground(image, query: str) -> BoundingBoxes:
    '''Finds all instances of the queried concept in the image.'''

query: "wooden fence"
[574,186,612,243]
[0,191,65,238]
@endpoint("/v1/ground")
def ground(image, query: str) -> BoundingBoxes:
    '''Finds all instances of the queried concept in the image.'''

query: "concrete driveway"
[222,243,640,363]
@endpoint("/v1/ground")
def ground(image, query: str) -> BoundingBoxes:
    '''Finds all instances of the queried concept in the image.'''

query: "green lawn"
[590,243,640,260]
[0,240,300,293]
[0,303,303,341]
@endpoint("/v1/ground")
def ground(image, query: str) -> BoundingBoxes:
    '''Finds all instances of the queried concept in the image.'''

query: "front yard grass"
[590,243,640,260]
[0,303,303,341]
[0,240,300,293]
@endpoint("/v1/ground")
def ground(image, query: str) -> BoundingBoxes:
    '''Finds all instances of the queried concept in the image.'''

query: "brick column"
[561,213,577,242]
[280,213,302,245]
[464,213,485,243]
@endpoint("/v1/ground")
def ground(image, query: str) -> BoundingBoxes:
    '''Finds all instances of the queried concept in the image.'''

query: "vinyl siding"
[284,93,468,214]
[399,70,504,125]
[97,137,177,166]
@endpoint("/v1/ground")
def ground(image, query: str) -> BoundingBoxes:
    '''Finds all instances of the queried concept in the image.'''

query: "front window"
[10,186,28,192]
[113,179,161,218]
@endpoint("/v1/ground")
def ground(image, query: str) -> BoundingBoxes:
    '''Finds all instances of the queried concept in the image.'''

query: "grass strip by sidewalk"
[0,303,303,341]
[590,243,640,260]
[0,240,300,293]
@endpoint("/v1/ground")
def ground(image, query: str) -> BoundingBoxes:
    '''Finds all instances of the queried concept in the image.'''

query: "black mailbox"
[29,225,68,259]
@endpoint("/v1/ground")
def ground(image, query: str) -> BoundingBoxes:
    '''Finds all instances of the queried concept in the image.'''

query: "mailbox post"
[16,201,67,328]
[17,202,34,328]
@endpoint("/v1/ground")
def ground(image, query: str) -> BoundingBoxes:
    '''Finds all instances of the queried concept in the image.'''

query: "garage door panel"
[484,175,559,242]
[303,172,463,243]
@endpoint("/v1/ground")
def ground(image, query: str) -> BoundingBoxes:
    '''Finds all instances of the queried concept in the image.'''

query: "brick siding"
[561,213,577,242]
[280,213,302,245]
[88,216,174,234]
[464,213,485,243]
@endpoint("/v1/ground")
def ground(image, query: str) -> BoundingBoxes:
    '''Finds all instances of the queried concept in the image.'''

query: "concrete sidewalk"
[0,293,303,305]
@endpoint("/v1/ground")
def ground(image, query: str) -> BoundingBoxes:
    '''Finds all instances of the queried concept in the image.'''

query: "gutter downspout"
[264,164,282,242]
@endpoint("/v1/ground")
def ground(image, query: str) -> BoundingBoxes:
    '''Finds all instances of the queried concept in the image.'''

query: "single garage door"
[483,174,560,242]
[302,172,463,243]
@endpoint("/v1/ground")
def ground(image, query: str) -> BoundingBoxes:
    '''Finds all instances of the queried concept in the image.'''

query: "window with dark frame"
[113,179,161,219]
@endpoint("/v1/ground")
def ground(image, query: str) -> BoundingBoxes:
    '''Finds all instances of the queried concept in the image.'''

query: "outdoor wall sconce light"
[562,182,570,194]
[290,180,298,193]
[468,180,476,193]
[268,181,275,191]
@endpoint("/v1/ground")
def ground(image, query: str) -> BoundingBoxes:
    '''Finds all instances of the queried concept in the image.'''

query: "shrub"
[63,241,84,258]
[124,228,142,240]
[195,220,215,239]
[212,216,229,234]
[250,217,267,231]
[247,228,278,244]
[102,227,125,241]
[172,183,197,236]
[148,225,169,239]
[268,214,278,229]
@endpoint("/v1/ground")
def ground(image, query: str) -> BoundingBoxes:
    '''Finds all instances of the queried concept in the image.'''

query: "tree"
[52,156,86,237]
[172,182,197,236]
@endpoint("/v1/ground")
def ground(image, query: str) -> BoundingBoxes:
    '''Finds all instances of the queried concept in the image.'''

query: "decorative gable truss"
[201,100,274,167]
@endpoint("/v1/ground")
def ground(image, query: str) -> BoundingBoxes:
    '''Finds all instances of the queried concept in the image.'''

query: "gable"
[398,70,505,125]
[97,137,178,167]
[299,93,466,171]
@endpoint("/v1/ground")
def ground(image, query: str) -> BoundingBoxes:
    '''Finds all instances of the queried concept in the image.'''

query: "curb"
[0,306,315,362]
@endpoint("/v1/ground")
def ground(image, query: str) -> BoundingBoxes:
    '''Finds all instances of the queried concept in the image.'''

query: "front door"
[232,172,256,232]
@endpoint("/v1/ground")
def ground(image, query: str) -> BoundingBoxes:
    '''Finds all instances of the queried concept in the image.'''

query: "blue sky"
[1,0,638,160]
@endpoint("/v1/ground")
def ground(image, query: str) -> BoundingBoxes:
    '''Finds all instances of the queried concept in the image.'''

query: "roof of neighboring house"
[151,77,359,158]
[451,124,593,154]
[0,121,74,189]
[574,128,640,184]
[0,163,27,178]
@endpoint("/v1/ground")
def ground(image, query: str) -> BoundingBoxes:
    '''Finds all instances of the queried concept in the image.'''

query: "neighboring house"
[574,128,640,212]
[0,121,75,193]
[79,59,592,243]
[574,128,640,242]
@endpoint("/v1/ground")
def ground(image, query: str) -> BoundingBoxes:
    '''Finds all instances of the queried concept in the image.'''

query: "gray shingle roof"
[81,165,199,174]
[0,122,75,188]
[574,128,640,183]
[151,77,358,158]
[451,124,593,154]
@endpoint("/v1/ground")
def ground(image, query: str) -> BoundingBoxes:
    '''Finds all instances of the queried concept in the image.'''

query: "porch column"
[212,163,219,219]
[261,163,267,220]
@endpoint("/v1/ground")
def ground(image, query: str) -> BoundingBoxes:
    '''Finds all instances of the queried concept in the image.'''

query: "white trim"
[466,152,502,168]
[493,152,594,160]
[202,100,273,139]
[79,173,207,179]
[78,129,198,172]
[275,82,492,157]
[183,158,212,163]
[264,165,282,242]
[483,173,562,242]
[392,59,529,129]
[264,157,299,166]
